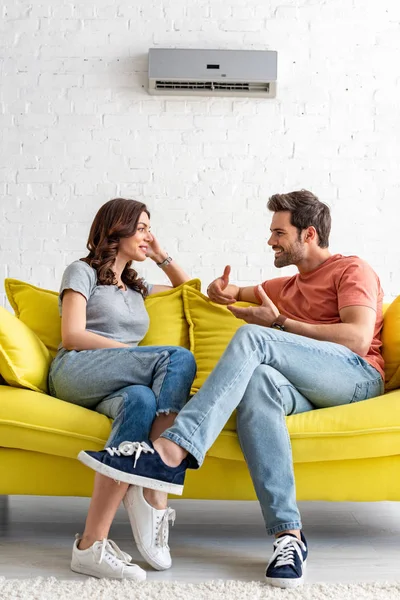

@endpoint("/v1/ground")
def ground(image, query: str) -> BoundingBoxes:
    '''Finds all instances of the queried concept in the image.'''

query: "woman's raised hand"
[146,234,168,264]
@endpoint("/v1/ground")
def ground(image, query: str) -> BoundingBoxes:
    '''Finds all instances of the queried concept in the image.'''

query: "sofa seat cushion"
[208,389,400,464]
[0,386,109,459]
[2,384,400,467]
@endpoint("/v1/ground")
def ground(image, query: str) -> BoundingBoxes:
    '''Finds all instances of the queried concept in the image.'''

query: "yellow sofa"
[1,277,400,503]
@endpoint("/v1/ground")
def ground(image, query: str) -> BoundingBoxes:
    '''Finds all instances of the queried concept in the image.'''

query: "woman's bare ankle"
[77,534,101,550]
[153,438,187,467]
[143,488,168,510]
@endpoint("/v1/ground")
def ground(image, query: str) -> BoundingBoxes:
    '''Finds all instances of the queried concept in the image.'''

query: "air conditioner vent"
[148,49,277,98]
[155,80,270,93]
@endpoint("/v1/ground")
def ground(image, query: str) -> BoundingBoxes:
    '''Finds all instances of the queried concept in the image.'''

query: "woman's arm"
[150,259,191,294]
[146,234,191,294]
[61,289,130,351]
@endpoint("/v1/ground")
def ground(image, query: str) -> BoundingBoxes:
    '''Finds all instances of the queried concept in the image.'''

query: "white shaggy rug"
[1,578,400,600]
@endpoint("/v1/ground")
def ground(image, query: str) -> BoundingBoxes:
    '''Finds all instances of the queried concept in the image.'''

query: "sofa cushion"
[139,279,201,348]
[0,308,52,394]
[5,277,201,354]
[5,279,61,357]
[207,388,400,465]
[182,286,256,395]
[382,295,400,390]
[0,385,109,458]
[2,384,400,467]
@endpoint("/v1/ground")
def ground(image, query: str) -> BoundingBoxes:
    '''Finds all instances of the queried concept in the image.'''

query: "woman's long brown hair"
[81,198,150,296]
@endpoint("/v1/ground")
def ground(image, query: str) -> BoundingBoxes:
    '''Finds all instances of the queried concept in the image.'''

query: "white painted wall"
[1,0,400,308]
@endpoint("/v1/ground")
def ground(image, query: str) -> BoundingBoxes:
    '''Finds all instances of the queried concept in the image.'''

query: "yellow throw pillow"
[0,307,52,393]
[6,277,201,355]
[382,295,400,390]
[140,279,201,349]
[5,279,61,356]
[183,286,256,394]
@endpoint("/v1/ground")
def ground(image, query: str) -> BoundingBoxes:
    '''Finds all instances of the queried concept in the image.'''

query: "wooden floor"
[1,496,400,583]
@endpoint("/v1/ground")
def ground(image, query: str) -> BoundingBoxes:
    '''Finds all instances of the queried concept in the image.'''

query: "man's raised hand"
[206,265,238,305]
[227,285,280,326]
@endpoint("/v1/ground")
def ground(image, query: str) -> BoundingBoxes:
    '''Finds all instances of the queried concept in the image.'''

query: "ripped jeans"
[48,346,196,448]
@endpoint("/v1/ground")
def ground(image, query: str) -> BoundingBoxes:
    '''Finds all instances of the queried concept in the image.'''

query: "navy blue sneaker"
[265,532,308,588]
[78,441,188,495]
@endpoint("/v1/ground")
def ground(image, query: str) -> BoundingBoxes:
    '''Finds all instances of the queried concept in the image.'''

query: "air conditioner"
[148,48,277,98]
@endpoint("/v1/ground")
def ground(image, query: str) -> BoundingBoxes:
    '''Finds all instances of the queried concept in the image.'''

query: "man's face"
[267,211,306,268]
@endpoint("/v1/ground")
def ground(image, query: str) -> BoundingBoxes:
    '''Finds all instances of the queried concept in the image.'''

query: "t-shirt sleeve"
[58,261,96,314]
[255,277,289,305]
[337,260,380,312]
[143,280,153,295]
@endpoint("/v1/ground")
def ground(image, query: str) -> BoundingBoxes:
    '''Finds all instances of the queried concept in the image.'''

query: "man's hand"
[227,285,280,326]
[207,265,238,305]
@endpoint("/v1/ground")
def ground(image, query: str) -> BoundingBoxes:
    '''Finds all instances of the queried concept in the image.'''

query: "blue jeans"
[161,325,384,535]
[48,346,196,448]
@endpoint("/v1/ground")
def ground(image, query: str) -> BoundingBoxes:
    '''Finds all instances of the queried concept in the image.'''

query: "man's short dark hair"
[267,190,331,248]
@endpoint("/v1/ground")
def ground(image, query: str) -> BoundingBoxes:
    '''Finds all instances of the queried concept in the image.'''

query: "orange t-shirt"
[257,254,384,378]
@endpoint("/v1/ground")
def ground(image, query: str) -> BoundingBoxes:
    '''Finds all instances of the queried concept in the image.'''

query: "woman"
[48,198,196,581]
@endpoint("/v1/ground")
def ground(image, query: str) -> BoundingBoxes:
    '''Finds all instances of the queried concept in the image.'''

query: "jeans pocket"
[351,377,384,403]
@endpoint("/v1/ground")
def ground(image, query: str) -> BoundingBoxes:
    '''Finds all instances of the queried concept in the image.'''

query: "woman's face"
[118,211,153,262]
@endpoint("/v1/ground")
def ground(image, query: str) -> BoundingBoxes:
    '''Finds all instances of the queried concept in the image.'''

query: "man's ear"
[304,226,317,242]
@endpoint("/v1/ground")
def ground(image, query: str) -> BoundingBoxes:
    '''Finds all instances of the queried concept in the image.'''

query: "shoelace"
[156,507,176,548]
[106,441,154,468]
[96,538,132,565]
[269,535,306,568]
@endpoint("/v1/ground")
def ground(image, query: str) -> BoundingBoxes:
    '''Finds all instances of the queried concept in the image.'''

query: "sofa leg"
[0,495,9,530]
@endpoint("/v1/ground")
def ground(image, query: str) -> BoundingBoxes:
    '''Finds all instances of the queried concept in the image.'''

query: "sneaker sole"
[123,493,171,572]
[78,451,184,496]
[71,562,146,581]
[265,559,306,589]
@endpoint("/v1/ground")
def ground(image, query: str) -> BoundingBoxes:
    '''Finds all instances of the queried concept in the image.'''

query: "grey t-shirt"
[59,260,152,347]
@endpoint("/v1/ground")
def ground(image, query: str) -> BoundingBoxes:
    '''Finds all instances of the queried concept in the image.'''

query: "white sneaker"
[71,535,146,581]
[123,485,176,571]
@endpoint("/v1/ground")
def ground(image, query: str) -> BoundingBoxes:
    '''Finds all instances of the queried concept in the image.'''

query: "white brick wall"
[1,0,400,309]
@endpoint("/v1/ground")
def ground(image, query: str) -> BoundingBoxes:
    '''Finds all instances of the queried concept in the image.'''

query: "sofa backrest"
[1,278,400,393]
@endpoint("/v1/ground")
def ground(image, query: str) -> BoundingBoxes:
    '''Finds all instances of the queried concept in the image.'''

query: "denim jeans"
[161,325,384,535]
[48,346,196,448]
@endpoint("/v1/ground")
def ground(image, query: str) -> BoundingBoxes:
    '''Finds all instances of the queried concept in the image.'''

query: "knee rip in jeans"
[155,409,179,417]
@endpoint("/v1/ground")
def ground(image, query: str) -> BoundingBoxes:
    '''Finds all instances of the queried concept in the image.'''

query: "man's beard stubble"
[273,243,304,268]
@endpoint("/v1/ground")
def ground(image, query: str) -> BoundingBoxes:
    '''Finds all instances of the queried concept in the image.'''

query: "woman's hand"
[146,234,168,264]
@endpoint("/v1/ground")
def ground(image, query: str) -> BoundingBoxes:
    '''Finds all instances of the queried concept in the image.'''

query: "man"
[80,190,384,588]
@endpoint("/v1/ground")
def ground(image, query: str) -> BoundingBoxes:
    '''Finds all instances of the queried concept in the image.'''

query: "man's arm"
[228,285,377,357]
[207,265,259,304]
[282,305,376,356]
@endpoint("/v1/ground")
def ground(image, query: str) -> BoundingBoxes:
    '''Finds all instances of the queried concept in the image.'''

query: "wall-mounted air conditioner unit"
[148,48,277,98]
